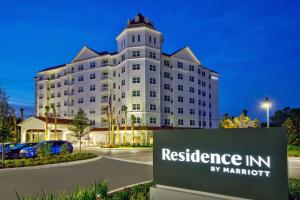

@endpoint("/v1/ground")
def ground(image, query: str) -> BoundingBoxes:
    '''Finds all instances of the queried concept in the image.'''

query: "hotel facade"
[20,14,220,145]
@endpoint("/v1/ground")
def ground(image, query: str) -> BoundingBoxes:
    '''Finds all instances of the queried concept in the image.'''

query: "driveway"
[0,157,152,200]
[288,157,300,179]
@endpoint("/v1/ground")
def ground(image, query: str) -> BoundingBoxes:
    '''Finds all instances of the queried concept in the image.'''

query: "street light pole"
[261,97,271,128]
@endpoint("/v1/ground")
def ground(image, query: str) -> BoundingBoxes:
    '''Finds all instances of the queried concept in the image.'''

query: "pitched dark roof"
[38,64,66,73]
[35,116,72,124]
[127,13,155,29]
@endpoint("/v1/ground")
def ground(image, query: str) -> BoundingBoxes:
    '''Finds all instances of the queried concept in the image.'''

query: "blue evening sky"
[0,0,299,120]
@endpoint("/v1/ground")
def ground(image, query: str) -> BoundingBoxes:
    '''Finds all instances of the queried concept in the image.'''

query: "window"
[90,62,96,68]
[138,35,140,42]
[78,87,84,93]
[203,111,206,117]
[203,121,207,127]
[39,85,43,89]
[150,52,156,58]
[164,60,170,66]
[189,65,195,71]
[78,97,84,104]
[90,96,96,103]
[189,76,194,82]
[89,73,96,80]
[202,81,206,87]
[64,90,68,96]
[121,54,125,61]
[202,101,206,107]
[198,79,201,85]
[178,96,183,102]
[132,90,140,97]
[164,107,170,114]
[178,119,184,125]
[51,93,55,98]
[132,77,140,83]
[189,98,195,104]
[132,35,135,42]
[39,94,43,99]
[164,84,170,90]
[190,109,195,115]
[78,65,84,71]
[150,77,156,84]
[149,36,152,43]
[132,104,140,110]
[122,67,125,73]
[202,71,206,77]
[164,72,170,78]
[150,91,156,97]
[90,120,96,126]
[202,91,206,96]
[178,85,183,91]
[164,119,170,125]
[133,117,141,124]
[132,51,140,57]
[189,87,195,93]
[57,92,61,97]
[50,74,55,79]
[57,82,61,88]
[150,64,156,71]
[150,117,156,124]
[132,64,140,70]
[113,82,116,89]
[178,62,183,68]
[190,120,195,126]
[38,75,43,81]
[164,95,170,102]
[154,37,156,44]
[51,83,55,88]
[78,75,84,82]
[178,73,183,80]
[150,104,156,111]
[122,79,126,85]
[90,85,95,91]
[178,108,184,114]
[64,101,68,106]
[122,92,125,98]
[198,90,201,95]
[113,71,116,77]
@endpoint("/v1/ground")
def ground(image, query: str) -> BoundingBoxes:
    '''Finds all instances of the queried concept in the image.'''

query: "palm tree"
[131,115,136,144]
[51,105,57,140]
[123,105,128,145]
[20,107,24,121]
[104,106,110,145]
[44,106,50,141]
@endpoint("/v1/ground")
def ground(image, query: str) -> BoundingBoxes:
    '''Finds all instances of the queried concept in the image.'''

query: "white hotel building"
[20,14,220,144]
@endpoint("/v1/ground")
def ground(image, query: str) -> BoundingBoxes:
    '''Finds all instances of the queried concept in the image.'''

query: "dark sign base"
[150,185,249,200]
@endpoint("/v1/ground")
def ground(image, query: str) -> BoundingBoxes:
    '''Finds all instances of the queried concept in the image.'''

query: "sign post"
[151,128,288,200]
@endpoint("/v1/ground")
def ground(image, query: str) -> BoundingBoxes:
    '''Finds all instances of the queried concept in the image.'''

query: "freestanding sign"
[152,128,288,200]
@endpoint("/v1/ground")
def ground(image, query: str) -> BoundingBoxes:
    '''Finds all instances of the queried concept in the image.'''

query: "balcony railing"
[101,87,108,92]
[101,75,109,80]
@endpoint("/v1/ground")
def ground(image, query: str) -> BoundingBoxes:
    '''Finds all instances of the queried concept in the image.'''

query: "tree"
[44,106,50,141]
[68,108,90,153]
[131,115,136,144]
[122,105,128,145]
[0,88,12,166]
[284,118,300,145]
[51,105,57,140]
[220,112,260,128]
[20,107,24,122]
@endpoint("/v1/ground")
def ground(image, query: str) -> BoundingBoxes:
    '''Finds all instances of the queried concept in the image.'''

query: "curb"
[108,180,153,194]
[0,156,102,172]
[104,156,153,166]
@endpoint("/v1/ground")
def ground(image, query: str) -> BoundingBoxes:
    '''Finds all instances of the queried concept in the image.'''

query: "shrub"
[37,143,51,158]
[60,144,70,156]
[289,179,300,200]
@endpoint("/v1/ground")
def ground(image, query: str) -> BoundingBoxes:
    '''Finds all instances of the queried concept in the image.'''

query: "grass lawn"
[288,145,300,157]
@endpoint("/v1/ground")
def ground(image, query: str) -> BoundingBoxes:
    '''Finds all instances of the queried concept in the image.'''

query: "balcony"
[101,75,109,80]
[101,99,108,103]
[101,87,108,92]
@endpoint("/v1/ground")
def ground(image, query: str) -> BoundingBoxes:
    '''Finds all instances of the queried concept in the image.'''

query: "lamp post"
[261,97,272,128]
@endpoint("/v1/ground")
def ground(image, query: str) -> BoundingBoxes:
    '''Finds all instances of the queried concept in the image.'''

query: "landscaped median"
[15,179,300,200]
[0,153,97,169]
[17,180,153,200]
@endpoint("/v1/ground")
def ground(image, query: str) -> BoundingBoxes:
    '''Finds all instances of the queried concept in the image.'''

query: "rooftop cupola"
[127,13,155,29]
